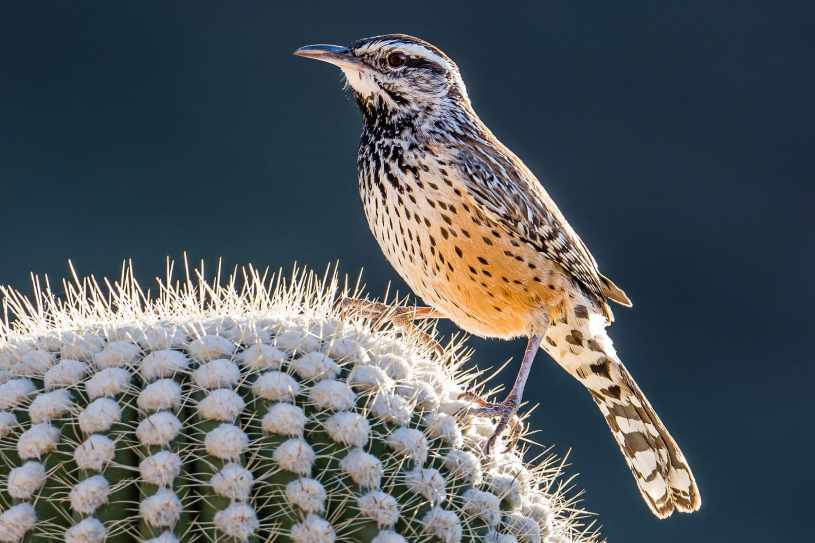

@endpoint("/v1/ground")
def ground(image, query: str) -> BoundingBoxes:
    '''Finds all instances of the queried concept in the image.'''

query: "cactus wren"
[295,34,700,518]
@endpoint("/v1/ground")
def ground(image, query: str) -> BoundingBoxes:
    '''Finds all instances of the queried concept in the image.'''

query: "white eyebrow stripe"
[386,42,447,67]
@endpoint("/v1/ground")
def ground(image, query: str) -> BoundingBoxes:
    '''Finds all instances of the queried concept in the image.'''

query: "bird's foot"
[459,391,523,455]
[336,297,445,356]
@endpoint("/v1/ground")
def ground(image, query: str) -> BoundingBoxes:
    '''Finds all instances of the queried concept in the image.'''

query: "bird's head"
[294,34,469,121]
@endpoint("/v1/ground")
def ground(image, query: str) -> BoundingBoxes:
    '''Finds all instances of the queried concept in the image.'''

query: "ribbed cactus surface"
[0,263,598,543]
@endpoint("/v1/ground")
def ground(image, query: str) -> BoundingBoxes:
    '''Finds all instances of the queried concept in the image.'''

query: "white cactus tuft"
[43,359,88,389]
[74,434,115,471]
[0,413,16,438]
[205,423,249,461]
[94,340,140,368]
[358,490,401,527]
[144,531,178,543]
[7,461,46,499]
[423,507,463,543]
[290,513,336,543]
[192,358,241,389]
[372,530,408,543]
[140,488,182,528]
[136,411,182,447]
[237,343,285,370]
[291,351,340,381]
[140,350,189,381]
[405,467,448,505]
[213,502,259,542]
[340,448,384,490]
[210,463,254,501]
[69,475,110,515]
[17,423,59,459]
[0,379,35,411]
[323,411,370,447]
[64,517,106,543]
[28,388,72,423]
[262,402,306,436]
[85,367,130,399]
[198,388,246,421]
[252,370,300,402]
[188,334,234,362]
[273,437,316,475]
[308,379,356,411]
[0,261,599,543]
[386,426,429,465]
[140,450,183,487]
[78,397,121,434]
[0,503,36,543]
[463,489,503,527]
[444,449,482,485]
[138,378,183,412]
[286,478,327,514]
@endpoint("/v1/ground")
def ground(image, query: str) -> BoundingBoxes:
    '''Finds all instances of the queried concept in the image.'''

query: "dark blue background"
[2,2,812,541]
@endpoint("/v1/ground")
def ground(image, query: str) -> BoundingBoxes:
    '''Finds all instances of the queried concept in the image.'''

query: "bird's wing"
[453,139,631,307]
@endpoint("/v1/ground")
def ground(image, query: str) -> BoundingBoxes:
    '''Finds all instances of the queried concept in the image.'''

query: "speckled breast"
[357,141,568,339]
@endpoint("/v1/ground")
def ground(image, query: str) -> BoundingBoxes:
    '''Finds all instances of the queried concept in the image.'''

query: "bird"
[294,34,700,519]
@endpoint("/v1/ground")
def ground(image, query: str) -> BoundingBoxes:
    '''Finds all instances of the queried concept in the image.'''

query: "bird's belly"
[361,180,569,339]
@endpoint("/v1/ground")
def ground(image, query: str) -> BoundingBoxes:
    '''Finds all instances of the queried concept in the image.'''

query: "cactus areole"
[0,262,598,543]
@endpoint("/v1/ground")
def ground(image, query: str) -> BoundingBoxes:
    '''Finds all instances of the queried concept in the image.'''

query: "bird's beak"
[293,44,366,70]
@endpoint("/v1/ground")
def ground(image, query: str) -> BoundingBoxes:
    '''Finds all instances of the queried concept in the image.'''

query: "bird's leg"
[467,334,543,454]
[337,297,445,355]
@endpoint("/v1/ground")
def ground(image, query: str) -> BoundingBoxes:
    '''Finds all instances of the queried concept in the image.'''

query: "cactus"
[0,262,599,543]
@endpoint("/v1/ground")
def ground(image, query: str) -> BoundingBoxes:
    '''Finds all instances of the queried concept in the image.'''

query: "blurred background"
[1,1,812,541]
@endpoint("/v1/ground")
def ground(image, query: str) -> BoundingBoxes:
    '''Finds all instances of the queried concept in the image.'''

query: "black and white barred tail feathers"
[592,367,700,517]
[541,294,701,518]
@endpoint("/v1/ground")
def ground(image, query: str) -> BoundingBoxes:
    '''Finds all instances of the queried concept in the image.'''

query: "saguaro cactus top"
[0,262,599,543]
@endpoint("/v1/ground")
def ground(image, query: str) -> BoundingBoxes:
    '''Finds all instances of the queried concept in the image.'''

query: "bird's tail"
[541,296,701,518]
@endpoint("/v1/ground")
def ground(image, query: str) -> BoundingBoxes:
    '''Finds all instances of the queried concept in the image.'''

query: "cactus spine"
[0,262,599,543]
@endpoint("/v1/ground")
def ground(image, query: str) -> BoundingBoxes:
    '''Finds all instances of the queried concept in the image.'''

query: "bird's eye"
[387,52,407,68]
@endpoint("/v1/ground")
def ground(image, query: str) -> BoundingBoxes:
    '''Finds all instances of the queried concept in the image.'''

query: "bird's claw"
[483,432,502,456]
[337,297,445,357]
[468,402,516,417]
[458,391,524,455]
